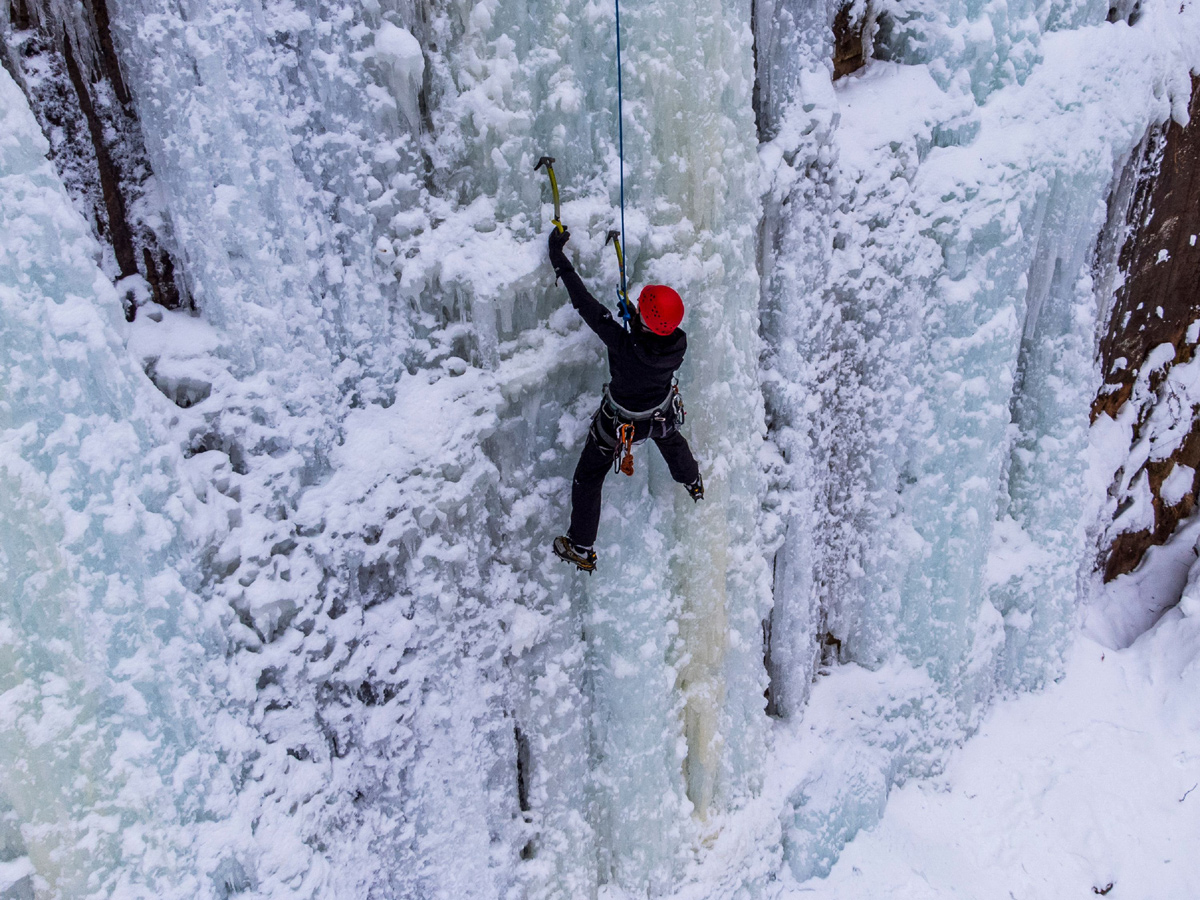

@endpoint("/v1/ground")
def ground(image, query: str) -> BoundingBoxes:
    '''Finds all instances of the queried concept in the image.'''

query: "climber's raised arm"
[548,228,625,350]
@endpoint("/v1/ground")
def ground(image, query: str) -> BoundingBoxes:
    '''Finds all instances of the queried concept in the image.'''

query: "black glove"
[548,227,572,281]
[548,226,570,254]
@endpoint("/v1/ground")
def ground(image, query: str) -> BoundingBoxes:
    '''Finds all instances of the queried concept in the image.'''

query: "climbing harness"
[602,380,683,427]
[600,379,687,477]
[534,156,565,233]
[602,382,673,422]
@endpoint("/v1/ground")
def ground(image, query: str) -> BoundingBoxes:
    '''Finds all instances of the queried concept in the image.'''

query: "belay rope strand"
[612,0,631,330]
[534,0,632,329]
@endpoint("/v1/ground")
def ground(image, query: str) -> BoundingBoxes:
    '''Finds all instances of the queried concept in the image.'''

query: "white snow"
[1162,464,1196,508]
[4,0,1200,895]
[788,590,1200,900]
[374,22,425,132]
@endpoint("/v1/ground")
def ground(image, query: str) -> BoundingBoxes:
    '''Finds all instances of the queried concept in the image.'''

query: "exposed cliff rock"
[832,1,870,79]
[1094,75,1200,582]
[2,0,182,314]
[835,3,864,78]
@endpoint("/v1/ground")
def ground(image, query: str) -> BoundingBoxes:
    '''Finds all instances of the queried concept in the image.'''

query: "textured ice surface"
[0,64,220,898]
[4,0,1200,896]
[757,0,1200,883]
[19,0,774,895]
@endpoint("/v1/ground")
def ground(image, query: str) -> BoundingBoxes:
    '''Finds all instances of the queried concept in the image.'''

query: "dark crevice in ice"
[832,2,867,79]
[514,726,534,859]
[762,607,778,717]
[1,0,185,312]
[61,30,137,279]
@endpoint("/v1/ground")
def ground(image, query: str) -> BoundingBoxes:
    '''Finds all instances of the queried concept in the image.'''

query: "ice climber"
[548,227,704,573]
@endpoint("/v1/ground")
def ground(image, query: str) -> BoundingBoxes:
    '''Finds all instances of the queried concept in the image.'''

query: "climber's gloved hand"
[548,226,571,255]
[548,227,572,280]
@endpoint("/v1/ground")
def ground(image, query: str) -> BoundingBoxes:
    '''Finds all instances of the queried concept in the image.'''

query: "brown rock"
[1095,74,1200,581]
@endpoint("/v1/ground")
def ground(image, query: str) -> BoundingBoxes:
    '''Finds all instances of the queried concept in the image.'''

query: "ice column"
[576,0,770,889]
[990,171,1107,689]
[755,0,838,717]
[0,65,219,897]
[109,0,338,432]
[407,0,775,891]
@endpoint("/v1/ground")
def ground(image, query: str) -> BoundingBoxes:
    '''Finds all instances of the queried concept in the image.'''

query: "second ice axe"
[606,229,632,328]
[534,156,564,233]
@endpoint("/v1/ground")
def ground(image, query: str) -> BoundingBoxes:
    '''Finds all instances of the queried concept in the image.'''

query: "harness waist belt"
[603,383,672,421]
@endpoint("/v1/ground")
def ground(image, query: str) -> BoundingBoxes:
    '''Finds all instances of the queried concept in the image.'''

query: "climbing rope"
[613,0,631,328]
[535,0,633,329]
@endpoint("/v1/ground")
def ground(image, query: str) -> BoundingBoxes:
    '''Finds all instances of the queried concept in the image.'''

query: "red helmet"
[637,285,684,335]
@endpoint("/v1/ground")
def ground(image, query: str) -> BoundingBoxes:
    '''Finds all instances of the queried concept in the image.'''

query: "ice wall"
[5,0,1200,895]
[0,65,223,898]
[754,0,837,720]
[757,0,1200,882]
[6,0,776,895]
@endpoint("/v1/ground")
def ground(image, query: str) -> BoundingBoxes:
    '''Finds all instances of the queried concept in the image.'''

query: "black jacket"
[551,249,686,412]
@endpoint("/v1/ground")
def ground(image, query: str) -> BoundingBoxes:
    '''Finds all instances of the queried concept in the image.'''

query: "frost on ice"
[758,0,1200,883]
[2,0,1200,897]
[0,63,220,898]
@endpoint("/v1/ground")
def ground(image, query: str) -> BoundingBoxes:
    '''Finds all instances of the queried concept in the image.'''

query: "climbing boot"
[686,474,704,502]
[553,536,597,573]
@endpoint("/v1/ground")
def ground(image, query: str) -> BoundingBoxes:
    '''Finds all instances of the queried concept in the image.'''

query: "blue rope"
[614,0,630,328]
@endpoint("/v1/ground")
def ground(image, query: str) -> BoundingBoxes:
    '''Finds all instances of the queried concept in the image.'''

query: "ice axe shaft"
[605,229,632,328]
[534,156,564,232]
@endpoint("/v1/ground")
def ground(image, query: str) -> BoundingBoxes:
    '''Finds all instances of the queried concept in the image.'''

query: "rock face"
[1094,75,1200,582]
[832,3,868,79]
[1,0,181,314]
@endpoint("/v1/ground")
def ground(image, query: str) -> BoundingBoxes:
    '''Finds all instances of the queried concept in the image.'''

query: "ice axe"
[605,229,632,328]
[534,156,564,233]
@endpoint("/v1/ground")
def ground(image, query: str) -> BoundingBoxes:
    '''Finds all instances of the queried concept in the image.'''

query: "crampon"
[553,536,597,573]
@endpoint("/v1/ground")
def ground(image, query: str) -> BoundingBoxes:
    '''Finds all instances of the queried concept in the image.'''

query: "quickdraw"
[670,380,686,426]
[614,423,636,476]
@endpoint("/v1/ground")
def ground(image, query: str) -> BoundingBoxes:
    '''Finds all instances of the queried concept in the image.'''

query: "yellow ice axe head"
[605,229,627,285]
[534,155,564,232]
[605,229,631,325]
[604,229,624,266]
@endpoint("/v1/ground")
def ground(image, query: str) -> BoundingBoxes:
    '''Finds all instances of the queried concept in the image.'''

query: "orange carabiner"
[615,423,635,476]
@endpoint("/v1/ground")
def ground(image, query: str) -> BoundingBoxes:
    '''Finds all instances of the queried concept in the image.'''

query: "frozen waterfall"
[2,0,1200,896]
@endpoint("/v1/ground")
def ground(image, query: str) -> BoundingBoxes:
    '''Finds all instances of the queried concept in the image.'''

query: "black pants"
[567,403,700,548]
